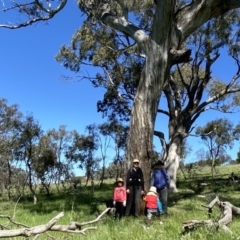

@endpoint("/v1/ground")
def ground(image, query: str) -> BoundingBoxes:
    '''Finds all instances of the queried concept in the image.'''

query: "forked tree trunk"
[124,1,176,192]
[125,47,170,191]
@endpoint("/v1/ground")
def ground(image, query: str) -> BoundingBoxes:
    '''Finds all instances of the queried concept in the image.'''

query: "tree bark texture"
[124,0,175,192]
[165,141,181,192]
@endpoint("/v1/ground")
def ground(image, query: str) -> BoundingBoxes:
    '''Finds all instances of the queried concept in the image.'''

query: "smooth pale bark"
[124,0,175,191]
[165,142,181,192]
[155,128,185,192]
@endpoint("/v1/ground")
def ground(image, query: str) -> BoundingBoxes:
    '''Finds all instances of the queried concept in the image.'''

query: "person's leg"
[146,209,153,228]
[114,202,120,220]
[156,210,163,224]
[134,188,141,217]
[119,202,124,220]
[125,186,133,216]
[159,188,168,214]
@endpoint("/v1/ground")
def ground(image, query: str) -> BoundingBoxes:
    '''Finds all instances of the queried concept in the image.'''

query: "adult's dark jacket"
[126,167,144,190]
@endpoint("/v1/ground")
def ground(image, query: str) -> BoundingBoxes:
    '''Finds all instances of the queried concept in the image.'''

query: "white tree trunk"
[165,142,181,192]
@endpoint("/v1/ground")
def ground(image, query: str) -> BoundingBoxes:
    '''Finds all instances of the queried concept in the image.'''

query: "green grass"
[1,165,240,239]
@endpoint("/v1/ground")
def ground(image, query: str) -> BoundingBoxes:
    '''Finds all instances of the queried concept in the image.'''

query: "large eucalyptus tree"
[2,0,240,191]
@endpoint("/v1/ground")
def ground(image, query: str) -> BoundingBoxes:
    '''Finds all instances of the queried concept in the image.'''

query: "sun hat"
[116,178,124,183]
[155,160,164,166]
[133,159,140,163]
[149,186,158,194]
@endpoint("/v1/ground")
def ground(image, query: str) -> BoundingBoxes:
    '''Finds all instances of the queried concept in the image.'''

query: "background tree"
[195,118,237,177]
[46,126,73,192]
[235,150,240,164]
[18,115,42,204]
[95,125,111,188]
[98,120,128,181]
[178,140,192,180]
[33,134,57,195]
[65,124,100,189]
[0,98,23,199]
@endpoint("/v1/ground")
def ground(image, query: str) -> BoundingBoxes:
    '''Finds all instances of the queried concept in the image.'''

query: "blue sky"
[1,1,239,165]
[0,1,105,132]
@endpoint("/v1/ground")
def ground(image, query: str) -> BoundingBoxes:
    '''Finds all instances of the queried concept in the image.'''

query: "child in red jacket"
[113,178,127,220]
[144,186,163,228]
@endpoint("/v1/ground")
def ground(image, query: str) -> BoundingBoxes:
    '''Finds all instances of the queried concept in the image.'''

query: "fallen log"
[182,196,240,235]
[0,208,111,238]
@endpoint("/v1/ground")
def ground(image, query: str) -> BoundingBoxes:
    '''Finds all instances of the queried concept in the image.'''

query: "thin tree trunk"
[7,161,12,200]
[41,181,50,195]
[27,159,37,204]
[211,159,218,178]
[179,162,187,180]
[99,162,106,188]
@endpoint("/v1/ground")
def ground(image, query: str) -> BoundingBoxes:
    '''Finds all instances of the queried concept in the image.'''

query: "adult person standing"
[125,159,145,217]
[150,160,170,215]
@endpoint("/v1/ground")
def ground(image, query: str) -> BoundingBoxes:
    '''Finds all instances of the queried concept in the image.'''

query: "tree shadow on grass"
[169,175,240,207]
[21,184,113,215]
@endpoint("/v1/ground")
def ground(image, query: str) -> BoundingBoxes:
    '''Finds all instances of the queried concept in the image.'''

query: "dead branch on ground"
[182,196,240,235]
[0,208,111,238]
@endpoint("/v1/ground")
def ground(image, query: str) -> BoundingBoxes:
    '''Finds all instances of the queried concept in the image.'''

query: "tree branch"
[0,0,67,29]
[170,48,192,65]
[176,0,240,43]
[154,130,167,154]
[0,212,64,238]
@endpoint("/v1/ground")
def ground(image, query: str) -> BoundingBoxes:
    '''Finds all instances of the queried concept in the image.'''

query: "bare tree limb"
[0,208,111,238]
[176,0,240,43]
[182,196,240,235]
[0,0,67,29]
[0,212,64,238]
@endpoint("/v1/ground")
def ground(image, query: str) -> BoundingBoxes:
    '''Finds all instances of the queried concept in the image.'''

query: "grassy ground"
[1,164,240,239]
